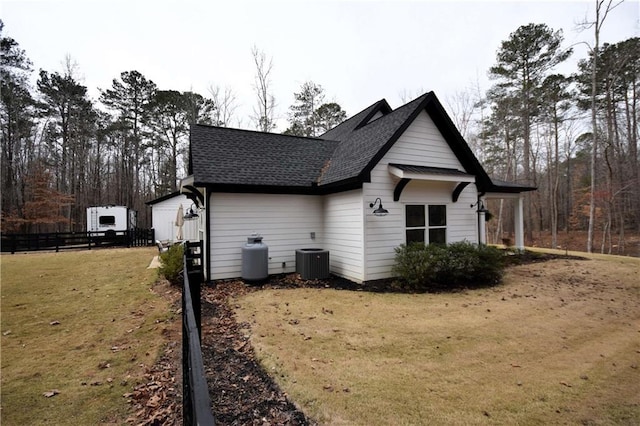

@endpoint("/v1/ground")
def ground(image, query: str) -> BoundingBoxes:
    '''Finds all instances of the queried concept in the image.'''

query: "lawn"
[234,253,640,425]
[0,248,175,425]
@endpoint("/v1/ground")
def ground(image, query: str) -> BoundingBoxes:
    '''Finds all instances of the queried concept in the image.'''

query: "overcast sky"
[2,0,639,131]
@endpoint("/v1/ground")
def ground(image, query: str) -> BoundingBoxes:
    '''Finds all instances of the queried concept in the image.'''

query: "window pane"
[406,205,425,227]
[428,205,446,227]
[99,215,116,226]
[406,229,425,244]
[429,228,446,245]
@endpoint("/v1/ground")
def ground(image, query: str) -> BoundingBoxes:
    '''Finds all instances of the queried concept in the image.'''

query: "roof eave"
[486,184,538,194]
[193,178,364,196]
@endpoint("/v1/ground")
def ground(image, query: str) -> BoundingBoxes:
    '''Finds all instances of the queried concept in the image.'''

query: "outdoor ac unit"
[295,248,330,280]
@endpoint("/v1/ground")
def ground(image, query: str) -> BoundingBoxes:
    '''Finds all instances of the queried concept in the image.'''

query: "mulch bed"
[200,281,312,425]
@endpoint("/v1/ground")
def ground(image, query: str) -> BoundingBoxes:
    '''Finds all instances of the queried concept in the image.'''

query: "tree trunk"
[587,16,600,254]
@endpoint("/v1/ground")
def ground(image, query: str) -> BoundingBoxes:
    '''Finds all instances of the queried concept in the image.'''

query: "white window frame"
[405,204,447,245]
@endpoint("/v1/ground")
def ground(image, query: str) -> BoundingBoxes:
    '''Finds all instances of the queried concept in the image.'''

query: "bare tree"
[398,87,427,104]
[445,89,478,141]
[208,84,238,127]
[579,0,624,253]
[251,46,276,132]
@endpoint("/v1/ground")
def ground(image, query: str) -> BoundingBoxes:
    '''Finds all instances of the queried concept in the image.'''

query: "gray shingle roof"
[319,99,391,142]
[319,94,429,185]
[488,178,537,193]
[188,92,534,194]
[190,126,339,187]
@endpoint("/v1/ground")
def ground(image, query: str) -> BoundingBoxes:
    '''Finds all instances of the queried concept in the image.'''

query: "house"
[179,92,535,283]
[146,191,200,243]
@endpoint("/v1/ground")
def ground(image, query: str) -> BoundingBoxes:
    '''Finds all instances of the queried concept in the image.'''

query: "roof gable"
[320,92,493,190]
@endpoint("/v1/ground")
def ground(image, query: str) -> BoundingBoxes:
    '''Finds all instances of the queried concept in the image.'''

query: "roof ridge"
[352,99,393,130]
[318,98,391,141]
[191,123,329,141]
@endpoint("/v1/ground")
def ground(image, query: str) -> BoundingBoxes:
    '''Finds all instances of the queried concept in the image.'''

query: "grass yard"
[234,253,640,425]
[1,248,174,425]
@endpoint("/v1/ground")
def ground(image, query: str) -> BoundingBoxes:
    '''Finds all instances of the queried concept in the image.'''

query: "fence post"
[184,241,204,337]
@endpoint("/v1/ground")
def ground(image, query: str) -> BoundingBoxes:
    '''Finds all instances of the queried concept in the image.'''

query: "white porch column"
[514,195,524,250]
[478,210,487,245]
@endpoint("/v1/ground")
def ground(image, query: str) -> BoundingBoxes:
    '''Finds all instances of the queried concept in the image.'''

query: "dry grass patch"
[1,248,175,425]
[234,255,640,425]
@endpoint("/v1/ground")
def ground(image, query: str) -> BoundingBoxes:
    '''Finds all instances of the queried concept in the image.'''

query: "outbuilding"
[146,192,200,243]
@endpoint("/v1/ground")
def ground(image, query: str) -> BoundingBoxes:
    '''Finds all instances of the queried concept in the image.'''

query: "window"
[99,215,116,226]
[428,205,447,245]
[405,205,447,245]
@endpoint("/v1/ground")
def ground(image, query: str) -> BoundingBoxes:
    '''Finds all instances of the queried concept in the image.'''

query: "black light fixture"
[471,200,489,214]
[183,203,199,220]
[369,198,389,217]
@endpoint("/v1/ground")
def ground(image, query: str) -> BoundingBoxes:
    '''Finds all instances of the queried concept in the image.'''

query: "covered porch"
[478,192,526,250]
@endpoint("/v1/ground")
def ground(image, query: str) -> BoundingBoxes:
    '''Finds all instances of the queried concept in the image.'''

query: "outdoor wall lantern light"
[370,198,389,217]
[183,203,200,220]
[471,200,489,214]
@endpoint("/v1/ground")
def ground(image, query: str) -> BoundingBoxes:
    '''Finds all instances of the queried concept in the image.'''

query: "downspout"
[205,188,211,281]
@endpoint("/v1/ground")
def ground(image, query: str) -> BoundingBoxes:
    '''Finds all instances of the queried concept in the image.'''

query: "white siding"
[362,110,480,281]
[323,189,365,283]
[150,195,199,242]
[208,193,323,280]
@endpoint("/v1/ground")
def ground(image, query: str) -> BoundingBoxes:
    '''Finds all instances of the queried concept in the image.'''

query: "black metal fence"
[182,241,215,425]
[1,228,155,253]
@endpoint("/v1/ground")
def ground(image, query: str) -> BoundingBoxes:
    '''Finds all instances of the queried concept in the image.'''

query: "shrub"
[392,241,504,291]
[159,244,184,285]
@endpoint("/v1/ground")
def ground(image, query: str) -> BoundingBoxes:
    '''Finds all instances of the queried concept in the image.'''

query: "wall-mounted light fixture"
[183,203,200,220]
[369,198,389,216]
[471,200,489,214]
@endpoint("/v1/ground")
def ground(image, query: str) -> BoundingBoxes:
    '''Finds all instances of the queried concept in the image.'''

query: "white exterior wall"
[362,110,479,281]
[323,189,365,283]
[150,194,199,242]
[208,193,323,280]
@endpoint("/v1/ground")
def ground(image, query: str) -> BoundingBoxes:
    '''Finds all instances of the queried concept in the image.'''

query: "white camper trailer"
[87,206,137,234]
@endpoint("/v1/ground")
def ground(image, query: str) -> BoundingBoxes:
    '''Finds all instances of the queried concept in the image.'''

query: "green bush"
[159,244,184,285]
[392,241,504,291]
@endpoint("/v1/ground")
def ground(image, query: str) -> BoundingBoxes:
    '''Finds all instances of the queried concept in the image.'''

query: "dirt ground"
[131,250,639,425]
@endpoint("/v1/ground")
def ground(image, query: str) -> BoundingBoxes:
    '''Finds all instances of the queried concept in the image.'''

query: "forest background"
[1,1,638,255]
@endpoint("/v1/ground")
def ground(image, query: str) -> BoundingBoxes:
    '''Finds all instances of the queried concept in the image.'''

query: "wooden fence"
[1,228,155,253]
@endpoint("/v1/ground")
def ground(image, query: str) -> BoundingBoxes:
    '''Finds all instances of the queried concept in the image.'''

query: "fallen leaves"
[124,359,179,425]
